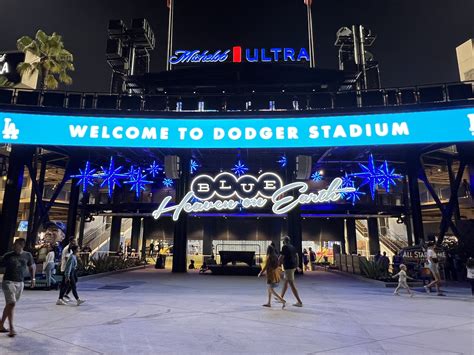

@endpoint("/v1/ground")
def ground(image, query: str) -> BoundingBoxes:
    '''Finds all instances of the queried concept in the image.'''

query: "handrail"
[0,80,472,113]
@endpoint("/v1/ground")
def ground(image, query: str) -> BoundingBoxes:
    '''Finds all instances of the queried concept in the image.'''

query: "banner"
[1,108,473,149]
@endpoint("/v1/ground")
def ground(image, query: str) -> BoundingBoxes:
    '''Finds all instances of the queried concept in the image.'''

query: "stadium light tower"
[106,18,156,93]
[335,25,380,89]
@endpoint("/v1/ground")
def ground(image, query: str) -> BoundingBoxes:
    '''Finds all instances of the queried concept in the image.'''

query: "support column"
[66,178,80,240]
[286,153,303,269]
[407,158,424,245]
[77,192,89,247]
[367,218,380,255]
[447,160,461,221]
[345,218,357,255]
[469,165,474,198]
[172,156,191,273]
[110,217,122,252]
[131,217,141,252]
[202,218,215,257]
[0,146,34,255]
[26,157,37,250]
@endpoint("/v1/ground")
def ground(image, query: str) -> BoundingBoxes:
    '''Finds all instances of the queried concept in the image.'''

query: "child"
[258,245,286,309]
[392,264,414,297]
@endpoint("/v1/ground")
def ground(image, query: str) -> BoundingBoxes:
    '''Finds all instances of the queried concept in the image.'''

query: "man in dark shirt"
[278,236,303,307]
[0,238,36,337]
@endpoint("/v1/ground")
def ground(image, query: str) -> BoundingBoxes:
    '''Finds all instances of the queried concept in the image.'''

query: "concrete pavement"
[0,267,472,354]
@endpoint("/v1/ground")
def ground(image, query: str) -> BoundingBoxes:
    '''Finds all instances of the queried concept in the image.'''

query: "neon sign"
[152,172,356,221]
[169,46,310,65]
[0,54,9,75]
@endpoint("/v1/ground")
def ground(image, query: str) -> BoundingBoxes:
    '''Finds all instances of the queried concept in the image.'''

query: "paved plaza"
[0,267,473,354]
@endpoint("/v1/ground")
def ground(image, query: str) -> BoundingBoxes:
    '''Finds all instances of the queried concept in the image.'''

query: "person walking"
[57,245,85,306]
[57,238,77,304]
[0,238,36,337]
[279,236,303,307]
[303,248,310,271]
[43,244,56,290]
[309,247,316,271]
[149,241,155,257]
[392,264,414,297]
[424,242,444,296]
[466,257,474,297]
[258,245,286,308]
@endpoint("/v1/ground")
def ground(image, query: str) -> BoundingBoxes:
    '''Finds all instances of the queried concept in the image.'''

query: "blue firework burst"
[350,154,380,200]
[163,178,174,187]
[378,160,403,193]
[99,157,124,198]
[232,160,249,177]
[277,156,287,168]
[190,159,200,174]
[311,171,324,182]
[345,188,366,206]
[146,161,163,178]
[124,169,153,199]
[71,161,97,193]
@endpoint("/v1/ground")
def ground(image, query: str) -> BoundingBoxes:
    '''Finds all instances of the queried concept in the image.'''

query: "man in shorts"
[0,238,36,337]
[279,236,303,307]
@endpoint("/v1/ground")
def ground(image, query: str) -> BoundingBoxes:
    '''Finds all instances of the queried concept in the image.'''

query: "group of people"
[0,235,85,338]
[302,247,316,271]
[258,236,303,308]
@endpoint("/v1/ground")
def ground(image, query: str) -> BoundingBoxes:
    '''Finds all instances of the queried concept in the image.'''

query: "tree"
[16,30,74,90]
[0,76,12,87]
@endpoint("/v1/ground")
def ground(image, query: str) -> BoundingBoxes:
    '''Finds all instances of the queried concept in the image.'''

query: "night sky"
[0,0,472,92]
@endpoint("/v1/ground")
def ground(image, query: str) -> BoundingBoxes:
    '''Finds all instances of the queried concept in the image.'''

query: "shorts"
[267,282,279,289]
[284,268,296,282]
[429,263,440,275]
[2,280,24,304]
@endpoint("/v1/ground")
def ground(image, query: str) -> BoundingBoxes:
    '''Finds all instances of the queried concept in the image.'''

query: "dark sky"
[1,0,473,92]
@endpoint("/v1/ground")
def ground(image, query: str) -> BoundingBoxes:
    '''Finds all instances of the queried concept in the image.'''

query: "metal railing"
[0,81,472,113]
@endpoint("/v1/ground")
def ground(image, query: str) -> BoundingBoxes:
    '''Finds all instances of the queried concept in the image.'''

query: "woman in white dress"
[424,242,444,296]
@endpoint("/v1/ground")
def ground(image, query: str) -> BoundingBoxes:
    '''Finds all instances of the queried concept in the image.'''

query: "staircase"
[82,218,133,255]
[355,220,406,255]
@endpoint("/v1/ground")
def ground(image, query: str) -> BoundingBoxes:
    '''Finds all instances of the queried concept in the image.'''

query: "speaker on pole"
[295,155,312,180]
[164,155,180,179]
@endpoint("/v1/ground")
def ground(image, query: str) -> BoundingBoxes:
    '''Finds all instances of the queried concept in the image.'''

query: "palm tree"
[16,30,74,90]
[0,76,12,87]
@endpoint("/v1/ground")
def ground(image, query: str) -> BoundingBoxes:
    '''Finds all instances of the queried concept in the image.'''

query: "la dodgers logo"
[2,118,19,140]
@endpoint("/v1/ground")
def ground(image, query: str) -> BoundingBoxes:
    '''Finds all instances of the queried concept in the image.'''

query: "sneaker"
[56,299,67,305]
[410,293,414,298]
[293,302,303,307]
[63,295,71,302]
[393,292,400,296]
[424,286,431,294]
[77,299,86,306]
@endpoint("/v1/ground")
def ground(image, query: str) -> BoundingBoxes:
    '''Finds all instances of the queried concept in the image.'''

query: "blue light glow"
[311,171,324,182]
[71,161,97,193]
[190,159,200,174]
[345,188,366,206]
[232,160,249,177]
[124,169,153,199]
[163,178,174,187]
[277,156,287,168]
[378,160,403,193]
[146,160,163,178]
[99,157,124,198]
[350,154,403,200]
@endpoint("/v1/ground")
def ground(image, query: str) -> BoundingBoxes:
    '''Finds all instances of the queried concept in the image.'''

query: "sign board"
[169,46,310,65]
[152,172,356,221]
[0,108,473,149]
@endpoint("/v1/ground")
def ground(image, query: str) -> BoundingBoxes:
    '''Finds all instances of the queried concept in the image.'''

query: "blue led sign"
[0,108,473,149]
